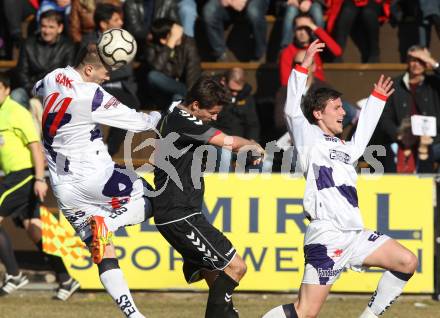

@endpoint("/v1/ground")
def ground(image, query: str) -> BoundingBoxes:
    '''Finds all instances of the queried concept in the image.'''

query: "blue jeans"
[280,2,324,48]
[178,0,197,37]
[146,71,187,105]
[202,0,270,59]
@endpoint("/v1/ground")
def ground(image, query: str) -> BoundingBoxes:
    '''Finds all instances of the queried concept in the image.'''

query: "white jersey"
[33,66,160,186]
[285,66,387,230]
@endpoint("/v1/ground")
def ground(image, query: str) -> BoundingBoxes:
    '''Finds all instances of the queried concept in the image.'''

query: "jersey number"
[42,92,73,137]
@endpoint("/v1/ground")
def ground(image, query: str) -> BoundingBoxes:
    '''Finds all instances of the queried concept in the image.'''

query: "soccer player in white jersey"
[262,40,418,318]
[33,43,161,318]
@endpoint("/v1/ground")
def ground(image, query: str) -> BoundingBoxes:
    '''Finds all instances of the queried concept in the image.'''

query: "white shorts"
[302,220,390,285]
[52,166,152,241]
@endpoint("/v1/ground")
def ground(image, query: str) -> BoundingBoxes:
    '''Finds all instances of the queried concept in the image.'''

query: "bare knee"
[400,251,418,274]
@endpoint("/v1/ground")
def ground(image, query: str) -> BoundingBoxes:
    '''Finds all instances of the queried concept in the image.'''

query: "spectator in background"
[327,0,387,62]
[0,72,80,300]
[69,0,120,45]
[93,3,141,156]
[379,46,440,172]
[178,0,198,37]
[202,0,270,61]
[212,67,260,172]
[280,0,324,49]
[392,118,435,173]
[419,0,440,48]
[279,13,342,87]
[12,10,75,110]
[123,0,154,58]
[144,18,201,109]
[390,0,423,62]
[1,0,38,57]
[37,0,71,28]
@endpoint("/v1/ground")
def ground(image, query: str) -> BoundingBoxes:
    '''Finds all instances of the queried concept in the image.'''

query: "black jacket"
[123,0,154,43]
[212,83,260,141]
[380,69,440,144]
[145,35,201,89]
[17,34,75,94]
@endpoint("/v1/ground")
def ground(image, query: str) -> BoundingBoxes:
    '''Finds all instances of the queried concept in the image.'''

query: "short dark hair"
[74,43,104,68]
[294,12,315,25]
[40,10,64,25]
[184,76,231,109]
[0,72,10,88]
[150,18,176,44]
[94,3,122,28]
[303,87,342,124]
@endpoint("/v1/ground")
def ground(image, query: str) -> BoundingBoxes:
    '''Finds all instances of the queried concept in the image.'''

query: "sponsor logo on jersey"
[104,97,120,109]
[329,149,351,164]
[323,134,340,143]
[55,73,73,88]
[317,267,343,278]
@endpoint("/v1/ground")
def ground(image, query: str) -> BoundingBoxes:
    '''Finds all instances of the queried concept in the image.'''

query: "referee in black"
[153,75,264,318]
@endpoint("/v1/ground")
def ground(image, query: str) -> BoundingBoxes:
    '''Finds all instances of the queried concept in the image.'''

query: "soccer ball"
[97,28,137,70]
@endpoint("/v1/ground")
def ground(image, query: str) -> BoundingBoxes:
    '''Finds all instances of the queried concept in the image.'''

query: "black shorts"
[156,213,236,283]
[0,168,39,226]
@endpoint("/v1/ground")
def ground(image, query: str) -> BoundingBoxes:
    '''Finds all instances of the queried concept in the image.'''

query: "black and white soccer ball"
[97,28,137,70]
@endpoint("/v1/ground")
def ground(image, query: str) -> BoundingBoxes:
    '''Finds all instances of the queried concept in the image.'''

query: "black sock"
[36,240,70,283]
[0,227,19,276]
[205,271,239,318]
[282,303,298,318]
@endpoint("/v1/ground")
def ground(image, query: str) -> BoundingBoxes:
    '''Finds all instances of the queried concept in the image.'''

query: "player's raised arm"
[284,39,325,147]
[90,88,161,132]
[350,75,394,160]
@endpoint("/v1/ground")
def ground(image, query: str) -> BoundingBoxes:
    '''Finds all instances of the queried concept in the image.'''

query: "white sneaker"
[0,272,29,295]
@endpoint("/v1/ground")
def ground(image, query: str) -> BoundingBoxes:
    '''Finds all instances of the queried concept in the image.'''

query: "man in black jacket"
[145,18,202,109]
[379,45,440,171]
[212,67,261,172]
[123,0,155,59]
[12,10,75,109]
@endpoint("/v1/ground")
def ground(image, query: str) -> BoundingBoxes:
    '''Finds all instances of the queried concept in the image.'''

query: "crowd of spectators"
[0,0,439,173]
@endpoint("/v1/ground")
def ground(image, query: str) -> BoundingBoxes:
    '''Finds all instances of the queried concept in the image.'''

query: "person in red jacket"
[279,12,342,87]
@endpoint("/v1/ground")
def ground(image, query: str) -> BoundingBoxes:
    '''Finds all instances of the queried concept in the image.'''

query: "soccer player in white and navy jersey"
[262,40,418,318]
[33,43,160,318]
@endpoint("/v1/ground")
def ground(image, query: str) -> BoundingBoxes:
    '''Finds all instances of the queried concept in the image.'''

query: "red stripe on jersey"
[371,90,388,101]
[42,92,60,128]
[49,97,73,137]
[295,65,309,74]
[208,130,222,142]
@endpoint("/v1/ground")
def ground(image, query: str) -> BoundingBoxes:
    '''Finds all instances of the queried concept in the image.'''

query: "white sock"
[100,269,145,318]
[263,304,298,318]
[364,270,411,316]
[262,305,287,318]
[359,307,377,318]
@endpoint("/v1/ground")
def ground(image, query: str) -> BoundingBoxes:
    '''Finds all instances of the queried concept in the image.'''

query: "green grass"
[0,291,439,317]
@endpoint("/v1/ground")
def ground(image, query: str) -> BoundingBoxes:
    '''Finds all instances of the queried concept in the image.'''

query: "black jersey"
[153,104,219,223]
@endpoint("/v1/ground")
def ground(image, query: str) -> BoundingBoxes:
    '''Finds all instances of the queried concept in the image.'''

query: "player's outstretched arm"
[91,89,161,132]
[284,39,325,148]
[209,132,265,165]
[350,75,394,161]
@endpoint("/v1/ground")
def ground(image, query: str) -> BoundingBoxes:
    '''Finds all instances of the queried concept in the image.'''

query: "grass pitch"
[0,291,439,317]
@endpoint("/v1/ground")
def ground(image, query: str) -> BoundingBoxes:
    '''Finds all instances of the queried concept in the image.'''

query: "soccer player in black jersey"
[153,76,265,318]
